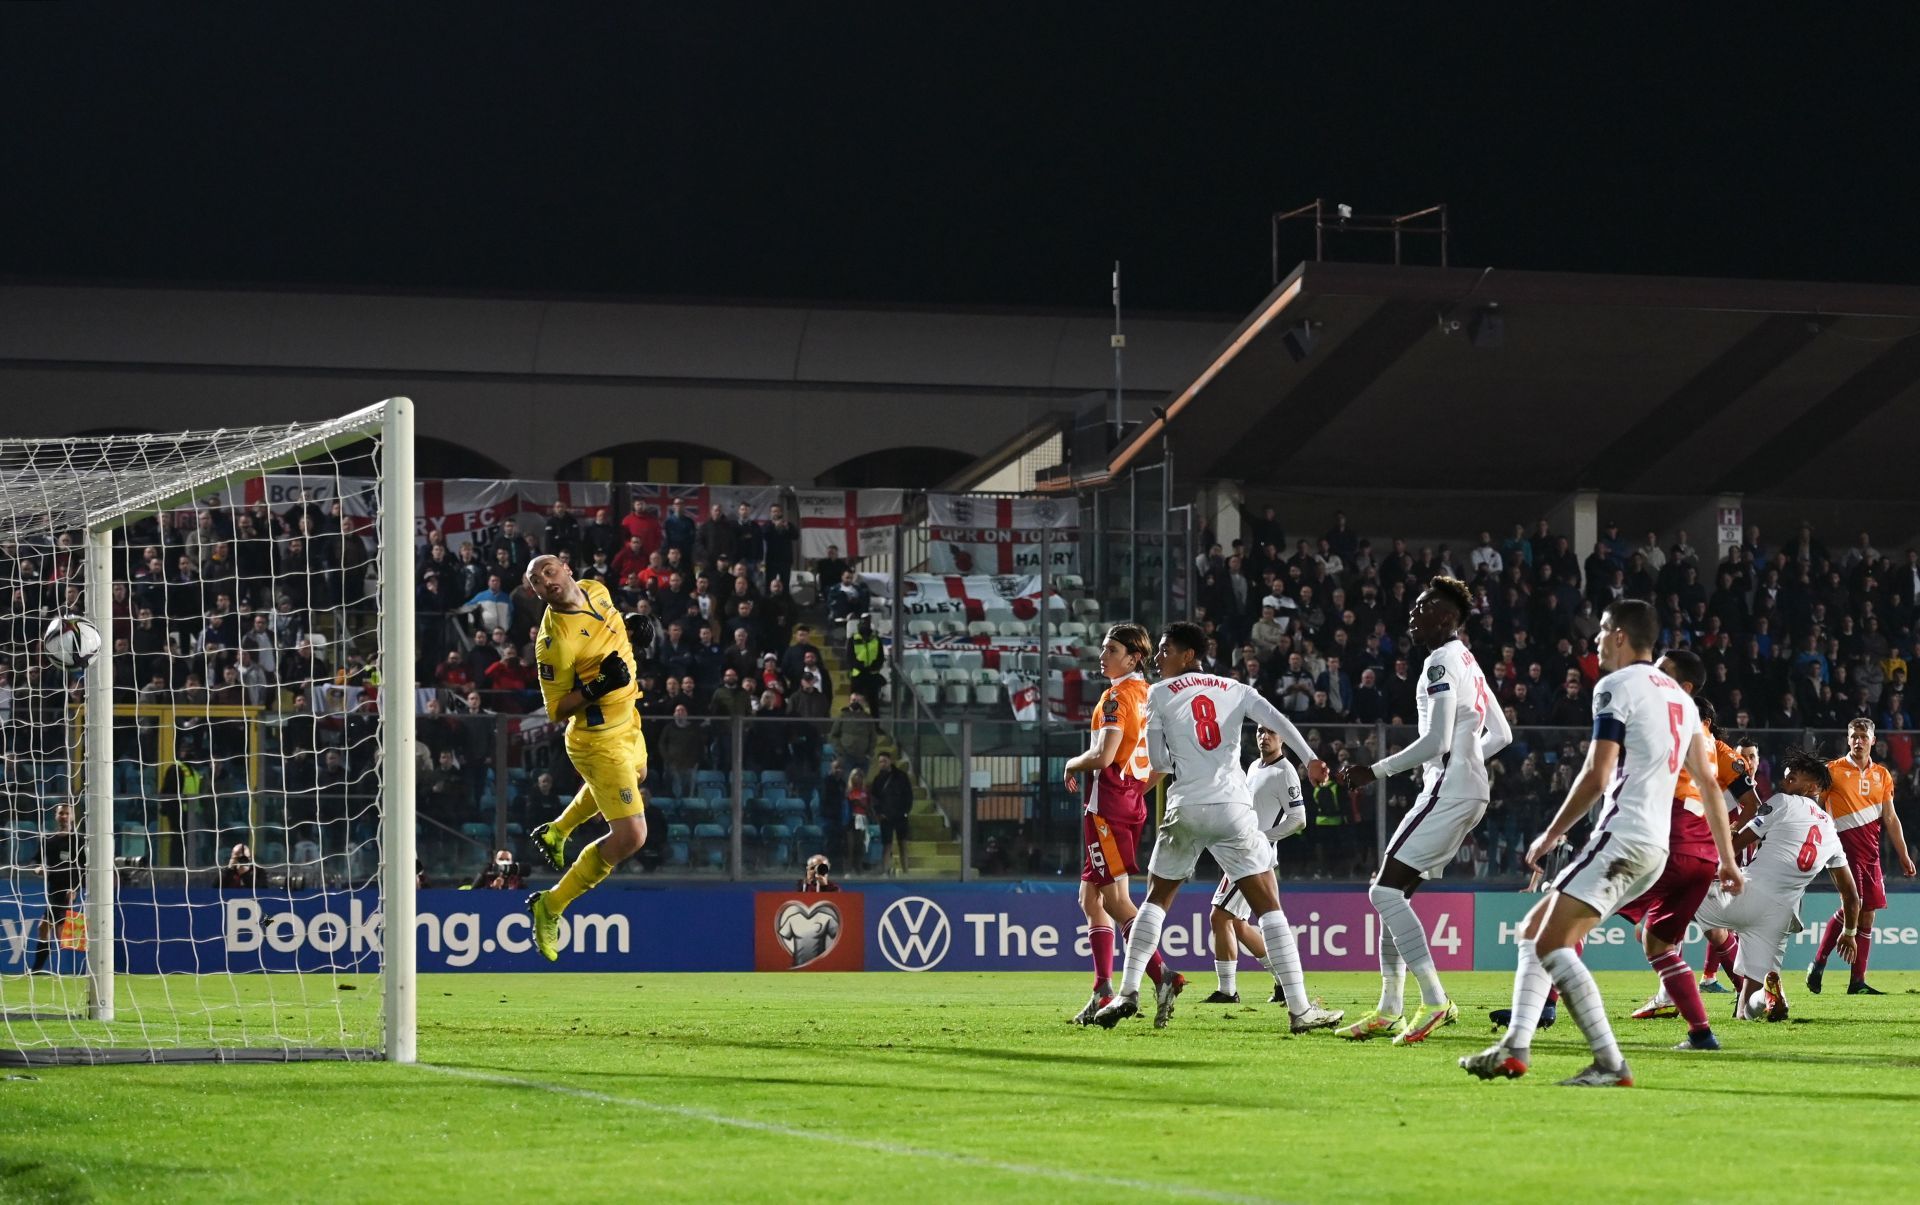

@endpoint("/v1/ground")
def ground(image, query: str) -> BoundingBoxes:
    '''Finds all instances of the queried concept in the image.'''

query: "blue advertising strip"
[3,887,757,974]
[1470,890,1920,971]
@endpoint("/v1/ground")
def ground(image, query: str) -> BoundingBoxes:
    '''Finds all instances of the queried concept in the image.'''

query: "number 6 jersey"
[1146,672,1315,811]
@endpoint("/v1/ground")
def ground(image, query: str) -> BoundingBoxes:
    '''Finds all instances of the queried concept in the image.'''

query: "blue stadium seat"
[666,824,691,867]
[795,823,825,852]
[692,822,728,870]
[695,770,729,796]
[761,823,794,869]
[775,797,809,823]
[758,770,789,792]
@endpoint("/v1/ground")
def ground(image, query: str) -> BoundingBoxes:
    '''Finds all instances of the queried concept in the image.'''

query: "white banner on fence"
[859,573,1066,619]
[924,493,1081,575]
[795,488,902,560]
[1001,668,1095,723]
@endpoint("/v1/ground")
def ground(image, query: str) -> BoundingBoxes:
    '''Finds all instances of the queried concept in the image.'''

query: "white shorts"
[1149,802,1275,885]
[1384,795,1488,880]
[1695,887,1799,981]
[1552,832,1666,921]
[1210,874,1254,923]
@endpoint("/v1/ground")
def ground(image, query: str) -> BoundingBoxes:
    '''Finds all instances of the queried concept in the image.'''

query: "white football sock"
[1214,960,1238,996]
[1504,938,1552,1051]
[1369,883,1446,1007]
[1118,903,1164,997]
[1377,923,1406,1016]
[1255,909,1308,1015]
[1541,946,1623,1070]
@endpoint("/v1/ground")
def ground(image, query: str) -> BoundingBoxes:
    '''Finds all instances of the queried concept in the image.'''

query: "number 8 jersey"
[1146,672,1314,811]
[1589,660,1700,851]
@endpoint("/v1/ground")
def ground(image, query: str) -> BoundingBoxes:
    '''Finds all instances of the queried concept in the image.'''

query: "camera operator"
[799,853,840,893]
[471,848,527,890]
[222,842,257,890]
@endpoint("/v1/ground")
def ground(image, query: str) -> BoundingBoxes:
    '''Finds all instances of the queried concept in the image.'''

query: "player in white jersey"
[1463,599,1743,1087]
[1696,751,1860,1021]
[1092,623,1345,1034]
[1202,726,1308,1005]
[1337,577,1512,1045]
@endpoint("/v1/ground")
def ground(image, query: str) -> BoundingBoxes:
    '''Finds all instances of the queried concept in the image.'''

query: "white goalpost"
[0,399,414,1064]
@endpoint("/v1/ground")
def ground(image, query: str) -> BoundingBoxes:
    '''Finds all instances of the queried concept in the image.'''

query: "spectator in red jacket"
[622,499,664,554]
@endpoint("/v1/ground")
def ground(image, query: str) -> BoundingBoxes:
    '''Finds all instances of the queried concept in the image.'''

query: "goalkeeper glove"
[581,650,631,700]
[624,611,658,652]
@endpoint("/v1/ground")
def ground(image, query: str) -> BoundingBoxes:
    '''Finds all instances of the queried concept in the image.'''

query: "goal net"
[0,399,416,1064]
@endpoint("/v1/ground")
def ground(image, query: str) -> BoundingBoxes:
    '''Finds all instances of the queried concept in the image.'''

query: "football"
[43,613,102,669]
[1748,988,1771,1019]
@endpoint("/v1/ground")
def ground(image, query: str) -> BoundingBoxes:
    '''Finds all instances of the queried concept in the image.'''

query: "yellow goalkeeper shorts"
[567,715,650,821]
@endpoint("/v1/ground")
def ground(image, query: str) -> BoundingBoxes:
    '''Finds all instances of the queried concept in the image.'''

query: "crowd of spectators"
[11,483,1920,886]
[1186,508,1920,879]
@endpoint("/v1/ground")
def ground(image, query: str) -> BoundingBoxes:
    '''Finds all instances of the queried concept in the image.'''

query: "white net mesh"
[0,402,404,1063]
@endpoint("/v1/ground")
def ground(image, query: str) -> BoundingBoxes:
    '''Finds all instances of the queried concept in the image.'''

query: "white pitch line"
[419,1063,1283,1204]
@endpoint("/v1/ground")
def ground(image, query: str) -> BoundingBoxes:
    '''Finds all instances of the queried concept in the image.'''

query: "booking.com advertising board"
[4,886,1920,975]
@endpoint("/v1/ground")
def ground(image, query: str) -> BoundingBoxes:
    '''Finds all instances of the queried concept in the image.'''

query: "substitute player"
[1063,623,1179,1025]
[1091,623,1342,1034]
[1699,751,1860,1021]
[1619,658,1758,1051]
[1462,600,1742,1087]
[1806,718,1915,995]
[1338,577,1511,1045]
[523,554,652,962]
[1203,726,1307,1006]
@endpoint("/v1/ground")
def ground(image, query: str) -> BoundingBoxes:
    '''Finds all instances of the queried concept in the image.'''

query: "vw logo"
[875,896,950,971]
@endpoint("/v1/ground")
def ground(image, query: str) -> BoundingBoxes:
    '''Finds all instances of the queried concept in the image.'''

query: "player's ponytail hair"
[1427,575,1472,622]
[1103,623,1151,671]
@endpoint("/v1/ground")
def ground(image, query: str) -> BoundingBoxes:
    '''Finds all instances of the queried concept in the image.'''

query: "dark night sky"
[2,8,1912,315]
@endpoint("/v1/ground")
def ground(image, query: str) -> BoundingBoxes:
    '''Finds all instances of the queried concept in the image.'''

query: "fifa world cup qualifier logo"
[774,900,842,968]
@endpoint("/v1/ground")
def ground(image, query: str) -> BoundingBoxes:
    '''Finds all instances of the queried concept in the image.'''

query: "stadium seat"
[789,570,818,608]
[966,620,997,637]
[759,769,789,791]
[1072,598,1101,620]
[666,824,691,867]
[795,823,825,851]
[907,619,938,638]
[972,669,1003,707]
[775,796,809,822]
[998,619,1029,637]
[695,770,729,796]
[938,618,969,636]
[692,822,728,869]
[1054,573,1085,594]
[1057,620,1087,639]
[761,823,794,869]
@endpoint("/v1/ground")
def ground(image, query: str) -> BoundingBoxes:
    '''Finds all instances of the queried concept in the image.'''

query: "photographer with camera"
[799,853,841,893]
[222,842,257,890]
[471,849,528,890]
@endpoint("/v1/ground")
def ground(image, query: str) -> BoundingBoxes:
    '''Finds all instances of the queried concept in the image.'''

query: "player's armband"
[1591,714,1625,744]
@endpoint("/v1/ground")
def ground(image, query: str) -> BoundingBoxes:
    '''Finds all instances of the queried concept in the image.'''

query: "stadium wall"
[10,885,1918,975]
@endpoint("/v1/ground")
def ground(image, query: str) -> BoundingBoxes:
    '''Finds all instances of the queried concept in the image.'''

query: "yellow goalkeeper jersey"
[534,578,639,737]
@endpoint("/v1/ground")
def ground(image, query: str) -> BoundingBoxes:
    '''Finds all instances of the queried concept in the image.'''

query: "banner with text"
[861,573,1065,620]
[628,483,781,524]
[925,493,1080,575]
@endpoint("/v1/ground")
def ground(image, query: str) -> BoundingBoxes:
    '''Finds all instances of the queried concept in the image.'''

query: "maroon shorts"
[1839,825,1888,910]
[1081,812,1144,885]
[1616,851,1717,945]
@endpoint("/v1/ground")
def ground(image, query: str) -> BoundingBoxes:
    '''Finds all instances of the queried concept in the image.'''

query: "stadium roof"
[1104,262,1920,501]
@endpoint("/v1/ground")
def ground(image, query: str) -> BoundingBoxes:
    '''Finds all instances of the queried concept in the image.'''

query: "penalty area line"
[418,1063,1282,1204]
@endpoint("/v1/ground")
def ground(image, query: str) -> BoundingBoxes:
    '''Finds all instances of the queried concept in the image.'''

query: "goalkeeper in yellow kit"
[523,554,654,961]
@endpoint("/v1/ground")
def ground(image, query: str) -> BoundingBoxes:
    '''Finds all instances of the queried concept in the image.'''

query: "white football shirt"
[1589,660,1700,850]
[1246,756,1304,834]
[1741,792,1846,902]
[1372,639,1501,803]
[1146,673,1314,811]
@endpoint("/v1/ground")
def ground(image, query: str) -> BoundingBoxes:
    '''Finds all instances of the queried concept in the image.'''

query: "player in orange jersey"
[1807,718,1916,994]
[1064,623,1177,1025]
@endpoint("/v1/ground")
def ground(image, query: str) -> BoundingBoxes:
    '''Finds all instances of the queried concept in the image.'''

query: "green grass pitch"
[2,971,1916,1203]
